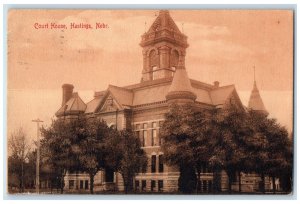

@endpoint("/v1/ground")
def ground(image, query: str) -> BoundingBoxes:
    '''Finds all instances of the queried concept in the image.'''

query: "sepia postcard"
[6,7,294,197]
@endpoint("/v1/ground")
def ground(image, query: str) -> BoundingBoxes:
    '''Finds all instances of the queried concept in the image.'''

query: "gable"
[223,89,245,111]
[94,90,125,113]
[100,95,122,112]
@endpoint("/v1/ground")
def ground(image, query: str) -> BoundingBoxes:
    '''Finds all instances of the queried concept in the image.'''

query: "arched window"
[108,123,116,129]
[170,50,179,68]
[149,50,159,68]
[105,167,114,183]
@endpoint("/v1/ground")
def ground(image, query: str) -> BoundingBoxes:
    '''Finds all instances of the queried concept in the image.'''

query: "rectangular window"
[203,180,207,191]
[151,155,156,173]
[151,129,157,146]
[135,124,140,130]
[135,180,140,191]
[80,180,84,189]
[159,121,163,127]
[158,130,162,146]
[136,131,144,147]
[143,123,148,129]
[158,180,163,192]
[208,180,212,192]
[152,122,157,128]
[69,180,74,189]
[143,130,147,147]
[158,155,164,173]
[85,180,89,189]
[142,180,146,191]
[198,181,202,192]
[158,121,164,145]
[151,180,156,192]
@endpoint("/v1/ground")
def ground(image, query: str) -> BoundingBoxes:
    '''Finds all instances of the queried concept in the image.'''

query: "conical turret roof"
[248,81,268,114]
[166,62,196,102]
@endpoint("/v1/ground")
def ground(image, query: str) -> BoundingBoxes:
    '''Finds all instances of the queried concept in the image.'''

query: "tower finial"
[253,65,256,82]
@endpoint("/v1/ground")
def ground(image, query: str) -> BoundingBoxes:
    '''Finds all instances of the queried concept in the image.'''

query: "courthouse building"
[55,10,269,193]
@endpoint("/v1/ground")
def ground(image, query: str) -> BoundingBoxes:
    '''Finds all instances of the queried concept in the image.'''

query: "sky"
[7,9,294,142]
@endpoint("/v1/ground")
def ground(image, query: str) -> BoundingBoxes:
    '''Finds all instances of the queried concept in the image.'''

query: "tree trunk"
[178,165,197,194]
[89,174,94,194]
[238,171,241,193]
[260,173,265,194]
[272,176,276,194]
[228,177,232,194]
[227,171,233,194]
[196,170,201,193]
[21,161,24,193]
[127,176,134,193]
[213,169,221,193]
[122,173,133,194]
[60,176,64,194]
[19,177,22,193]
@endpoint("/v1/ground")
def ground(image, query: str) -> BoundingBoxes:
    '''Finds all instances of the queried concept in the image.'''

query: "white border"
[1,0,299,203]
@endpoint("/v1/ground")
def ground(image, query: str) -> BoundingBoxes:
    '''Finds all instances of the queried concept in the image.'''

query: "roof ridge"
[108,84,133,92]
[123,78,172,90]
[211,84,235,90]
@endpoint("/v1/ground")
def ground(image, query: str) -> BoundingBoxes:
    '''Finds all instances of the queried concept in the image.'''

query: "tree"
[41,118,81,194]
[209,104,249,193]
[189,107,214,193]
[160,104,211,194]
[8,127,31,193]
[106,129,147,193]
[246,110,293,194]
[279,136,293,193]
[74,117,110,194]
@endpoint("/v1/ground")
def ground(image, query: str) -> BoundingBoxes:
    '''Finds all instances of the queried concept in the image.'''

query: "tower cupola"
[140,10,189,82]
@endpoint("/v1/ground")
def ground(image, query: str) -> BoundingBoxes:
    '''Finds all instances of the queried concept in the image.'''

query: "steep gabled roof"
[108,85,133,107]
[56,92,87,116]
[91,85,133,113]
[210,85,235,106]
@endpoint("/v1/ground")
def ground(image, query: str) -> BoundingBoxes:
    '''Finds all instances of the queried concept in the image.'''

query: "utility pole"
[32,118,43,194]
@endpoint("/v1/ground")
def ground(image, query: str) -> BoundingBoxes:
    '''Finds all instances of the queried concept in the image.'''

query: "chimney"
[62,84,74,106]
[214,81,220,88]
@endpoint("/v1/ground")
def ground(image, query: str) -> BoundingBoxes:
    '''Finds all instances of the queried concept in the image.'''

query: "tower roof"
[248,81,268,114]
[140,10,188,48]
[148,10,181,33]
[166,61,197,102]
[56,92,87,116]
